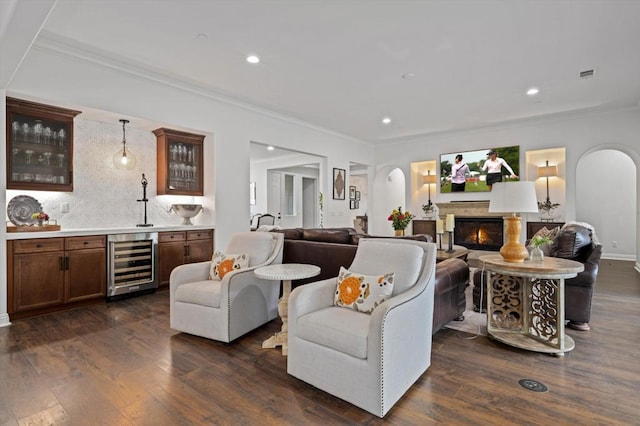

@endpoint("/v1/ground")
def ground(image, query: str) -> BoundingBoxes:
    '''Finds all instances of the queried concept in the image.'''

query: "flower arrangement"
[31,212,49,225]
[387,207,414,231]
[530,235,552,248]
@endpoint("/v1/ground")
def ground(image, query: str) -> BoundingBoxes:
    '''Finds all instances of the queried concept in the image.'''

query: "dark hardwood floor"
[1,259,639,425]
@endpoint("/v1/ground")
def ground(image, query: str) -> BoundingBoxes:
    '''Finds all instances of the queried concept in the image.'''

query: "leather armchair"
[170,232,284,342]
[554,224,602,330]
[287,239,437,417]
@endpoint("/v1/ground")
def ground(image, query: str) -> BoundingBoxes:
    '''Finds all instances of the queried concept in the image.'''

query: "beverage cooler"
[107,232,158,298]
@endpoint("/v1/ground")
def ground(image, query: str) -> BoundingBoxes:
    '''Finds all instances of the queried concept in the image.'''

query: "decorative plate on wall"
[7,195,42,226]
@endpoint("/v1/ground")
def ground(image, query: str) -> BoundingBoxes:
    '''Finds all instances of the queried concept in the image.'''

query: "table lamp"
[537,160,558,204]
[488,181,539,263]
[422,171,437,208]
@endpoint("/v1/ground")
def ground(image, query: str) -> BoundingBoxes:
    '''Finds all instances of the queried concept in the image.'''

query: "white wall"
[373,108,640,264]
[577,149,636,260]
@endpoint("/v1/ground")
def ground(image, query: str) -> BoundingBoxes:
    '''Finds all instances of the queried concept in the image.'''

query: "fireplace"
[454,217,503,251]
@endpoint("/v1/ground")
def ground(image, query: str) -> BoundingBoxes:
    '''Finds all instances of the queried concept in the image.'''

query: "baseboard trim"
[0,313,11,328]
[601,253,636,261]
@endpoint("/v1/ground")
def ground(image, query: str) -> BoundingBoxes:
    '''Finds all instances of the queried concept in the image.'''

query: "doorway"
[576,149,636,261]
[302,177,317,228]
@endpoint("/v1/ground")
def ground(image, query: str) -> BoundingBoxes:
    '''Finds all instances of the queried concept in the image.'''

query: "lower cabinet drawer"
[13,238,64,254]
[65,235,106,250]
[159,231,186,243]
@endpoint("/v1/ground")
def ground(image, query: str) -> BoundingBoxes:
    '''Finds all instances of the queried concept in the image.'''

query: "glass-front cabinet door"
[153,128,205,196]
[6,97,80,192]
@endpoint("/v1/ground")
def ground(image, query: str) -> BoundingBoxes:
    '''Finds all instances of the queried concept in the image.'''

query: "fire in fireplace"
[454,217,504,251]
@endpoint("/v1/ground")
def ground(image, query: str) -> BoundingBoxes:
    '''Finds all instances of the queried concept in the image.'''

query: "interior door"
[302,177,317,228]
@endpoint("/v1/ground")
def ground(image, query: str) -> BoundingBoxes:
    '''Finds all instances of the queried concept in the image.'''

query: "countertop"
[5,225,214,240]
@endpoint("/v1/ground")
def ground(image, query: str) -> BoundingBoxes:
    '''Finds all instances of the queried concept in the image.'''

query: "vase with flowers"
[529,235,552,262]
[31,212,49,226]
[387,207,415,236]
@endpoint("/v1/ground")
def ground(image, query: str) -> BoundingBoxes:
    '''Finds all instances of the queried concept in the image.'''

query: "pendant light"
[113,119,137,170]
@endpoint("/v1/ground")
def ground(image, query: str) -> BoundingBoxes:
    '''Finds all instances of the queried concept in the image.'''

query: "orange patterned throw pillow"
[334,267,394,314]
[209,252,249,280]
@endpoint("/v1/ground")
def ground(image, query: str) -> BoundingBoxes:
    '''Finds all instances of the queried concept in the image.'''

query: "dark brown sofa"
[274,227,469,334]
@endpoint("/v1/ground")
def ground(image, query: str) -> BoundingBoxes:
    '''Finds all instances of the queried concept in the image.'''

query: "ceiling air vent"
[579,69,595,79]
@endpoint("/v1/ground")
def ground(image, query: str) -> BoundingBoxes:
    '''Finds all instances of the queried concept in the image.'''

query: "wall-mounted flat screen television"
[439,145,520,193]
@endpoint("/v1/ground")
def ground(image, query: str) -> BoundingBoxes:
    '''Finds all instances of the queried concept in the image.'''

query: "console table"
[479,255,584,356]
[412,219,436,241]
[255,263,320,355]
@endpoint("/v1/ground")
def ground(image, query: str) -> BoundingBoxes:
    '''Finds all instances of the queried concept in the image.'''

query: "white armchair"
[287,238,437,417]
[170,231,284,342]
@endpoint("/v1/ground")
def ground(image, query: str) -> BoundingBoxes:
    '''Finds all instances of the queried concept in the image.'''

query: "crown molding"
[32,31,368,145]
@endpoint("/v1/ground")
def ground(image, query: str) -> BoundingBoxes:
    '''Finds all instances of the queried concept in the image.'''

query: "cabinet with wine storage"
[6,97,80,192]
[7,235,106,320]
[154,127,205,196]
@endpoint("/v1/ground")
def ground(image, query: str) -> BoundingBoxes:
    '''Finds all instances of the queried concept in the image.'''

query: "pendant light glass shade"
[113,119,136,170]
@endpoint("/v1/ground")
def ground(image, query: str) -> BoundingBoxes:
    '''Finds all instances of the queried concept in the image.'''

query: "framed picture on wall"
[349,186,356,199]
[355,201,359,209]
[355,191,361,201]
[333,168,346,200]
[350,199,356,210]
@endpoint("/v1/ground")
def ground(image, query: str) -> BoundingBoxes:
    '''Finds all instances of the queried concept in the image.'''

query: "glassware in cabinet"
[153,127,205,196]
[6,97,80,192]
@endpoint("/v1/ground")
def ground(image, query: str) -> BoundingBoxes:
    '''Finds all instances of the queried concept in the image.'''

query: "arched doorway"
[576,149,637,261]
[372,167,406,236]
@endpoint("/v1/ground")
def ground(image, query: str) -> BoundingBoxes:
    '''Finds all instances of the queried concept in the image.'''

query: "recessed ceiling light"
[246,55,260,64]
[382,117,392,125]
[196,33,208,40]
[526,87,540,96]
[267,146,274,151]
[402,73,416,79]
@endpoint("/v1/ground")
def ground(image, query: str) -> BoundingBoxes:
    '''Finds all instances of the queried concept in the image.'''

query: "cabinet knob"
[83,241,89,245]
[36,244,42,248]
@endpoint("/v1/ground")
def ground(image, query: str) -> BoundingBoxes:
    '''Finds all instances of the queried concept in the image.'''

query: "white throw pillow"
[208,252,249,280]
[334,266,394,314]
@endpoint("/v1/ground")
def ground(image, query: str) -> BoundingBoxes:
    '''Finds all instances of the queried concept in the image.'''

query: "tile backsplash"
[6,118,202,229]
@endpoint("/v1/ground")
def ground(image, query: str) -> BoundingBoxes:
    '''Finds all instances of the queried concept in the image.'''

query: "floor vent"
[519,379,549,392]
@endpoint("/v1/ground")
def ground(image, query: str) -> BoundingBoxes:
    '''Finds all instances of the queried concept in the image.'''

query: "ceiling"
[34,0,640,143]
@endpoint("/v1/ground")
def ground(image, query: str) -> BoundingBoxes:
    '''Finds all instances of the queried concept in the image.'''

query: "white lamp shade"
[488,181,539,214]
[538,164,558,178]
[422,173,437,185]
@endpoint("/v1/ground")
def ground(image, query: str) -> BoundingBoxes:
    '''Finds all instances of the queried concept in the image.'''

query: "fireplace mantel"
[437,201,504,218]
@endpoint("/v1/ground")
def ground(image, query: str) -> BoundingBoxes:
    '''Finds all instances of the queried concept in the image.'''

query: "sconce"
[113,119,137,170]
[537,160,558,203]
[422,171,437,206]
